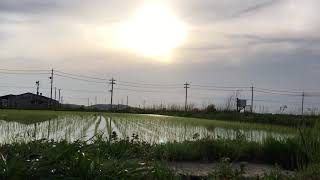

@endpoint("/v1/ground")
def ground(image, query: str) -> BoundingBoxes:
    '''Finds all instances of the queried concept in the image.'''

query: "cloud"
[0,0,319,107]
[232,0,279,17]
[0,0,60,14]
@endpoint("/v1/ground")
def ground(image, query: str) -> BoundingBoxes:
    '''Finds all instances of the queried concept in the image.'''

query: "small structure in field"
[0,93,59,109]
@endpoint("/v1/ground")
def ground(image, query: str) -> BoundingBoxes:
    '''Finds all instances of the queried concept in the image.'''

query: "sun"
[113,3,187,60]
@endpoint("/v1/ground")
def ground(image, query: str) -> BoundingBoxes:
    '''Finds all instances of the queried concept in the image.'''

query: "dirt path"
[167,162,295,178]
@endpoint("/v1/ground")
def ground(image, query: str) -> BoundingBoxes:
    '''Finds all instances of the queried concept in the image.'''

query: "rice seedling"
[0,109,319,178]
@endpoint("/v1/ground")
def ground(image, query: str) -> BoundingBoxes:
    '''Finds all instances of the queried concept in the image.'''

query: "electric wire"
[55,73,106,84]
[54,70,108,81]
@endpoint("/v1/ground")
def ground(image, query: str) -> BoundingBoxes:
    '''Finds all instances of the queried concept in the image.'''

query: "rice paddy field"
[0,109,319,179]
[0,110,296,144]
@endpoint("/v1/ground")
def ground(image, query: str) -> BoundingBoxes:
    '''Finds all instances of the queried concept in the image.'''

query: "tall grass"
[0,137,177,179]
[294,122,320,178]
[0,130,319,178]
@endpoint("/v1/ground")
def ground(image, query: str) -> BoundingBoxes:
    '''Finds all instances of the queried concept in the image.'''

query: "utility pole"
[109,78,116,111]
[88,98,90,107]
[302,92,305,115]
[54,87,57,100]
[126,96,129,107]
[35,81,40,95]
[58,89,61,108]
[95,96,97,105]
[49,69,54,108]
[251,86,254,113]
[236,98,239,112]
[184,82,190,112]
[58,89,61,103]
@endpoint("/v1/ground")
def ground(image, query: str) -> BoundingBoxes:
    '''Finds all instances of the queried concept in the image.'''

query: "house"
[0,93,59,109]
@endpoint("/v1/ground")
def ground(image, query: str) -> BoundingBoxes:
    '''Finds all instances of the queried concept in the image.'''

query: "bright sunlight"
[113,3,187,59]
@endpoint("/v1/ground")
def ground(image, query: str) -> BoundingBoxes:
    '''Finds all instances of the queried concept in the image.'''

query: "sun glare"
[113,3,187,60]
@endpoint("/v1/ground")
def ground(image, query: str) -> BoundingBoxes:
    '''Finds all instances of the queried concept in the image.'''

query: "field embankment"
[140,110,319,127]
[0,109,95,124]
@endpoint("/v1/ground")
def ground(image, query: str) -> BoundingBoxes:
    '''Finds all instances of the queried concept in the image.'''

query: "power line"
[0,71,49,75]
[0,69,50,72]
[255,89,301,96]
[61,88,106,94]
[115,87,181,94]
[255,87,301,94]
[117,80,181,87]
[117,83,181,89]
[191,87,249,92]
[55,73,106,84]
[0,85,106,94]
[54,70,108,81]
[192,84,250,89]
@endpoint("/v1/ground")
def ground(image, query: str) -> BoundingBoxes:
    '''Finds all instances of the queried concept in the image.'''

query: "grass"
[0,109,96,124]
[137,110,320,128]
[0,133,318,179]
[0,139,176,179]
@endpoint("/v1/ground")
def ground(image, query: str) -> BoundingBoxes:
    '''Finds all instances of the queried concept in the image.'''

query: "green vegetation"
[108,103,319,127]
[0,109,94,124]
[0,138,176,179]
[0,109,319,178]
[145,111,319,128]
[0,131,319,179]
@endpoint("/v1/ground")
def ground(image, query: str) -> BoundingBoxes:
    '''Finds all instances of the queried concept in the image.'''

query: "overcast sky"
[0,0,319,113]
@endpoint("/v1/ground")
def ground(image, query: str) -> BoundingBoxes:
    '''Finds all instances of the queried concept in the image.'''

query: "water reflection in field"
[0,114,293,144]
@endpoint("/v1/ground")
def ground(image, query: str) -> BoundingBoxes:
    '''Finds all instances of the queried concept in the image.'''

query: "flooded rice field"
[0,114,295,144]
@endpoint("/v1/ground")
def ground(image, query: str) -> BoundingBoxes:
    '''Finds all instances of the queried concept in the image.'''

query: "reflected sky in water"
[0,115,293,144]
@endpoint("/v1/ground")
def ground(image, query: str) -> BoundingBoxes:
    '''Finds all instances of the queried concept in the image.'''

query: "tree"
[206,104,217,112]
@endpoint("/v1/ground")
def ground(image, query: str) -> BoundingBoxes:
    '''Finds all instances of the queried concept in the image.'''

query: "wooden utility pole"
[251,86,254,113]
[109,78,116,111]
[49,69,54,108]
[302,92,305,115]
[184,82,190,112]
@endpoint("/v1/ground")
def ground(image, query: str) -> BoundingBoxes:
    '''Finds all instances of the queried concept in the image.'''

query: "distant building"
[0,93,59,109]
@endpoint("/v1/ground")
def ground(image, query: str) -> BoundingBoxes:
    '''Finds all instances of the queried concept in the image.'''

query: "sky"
[0,0,320,113]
